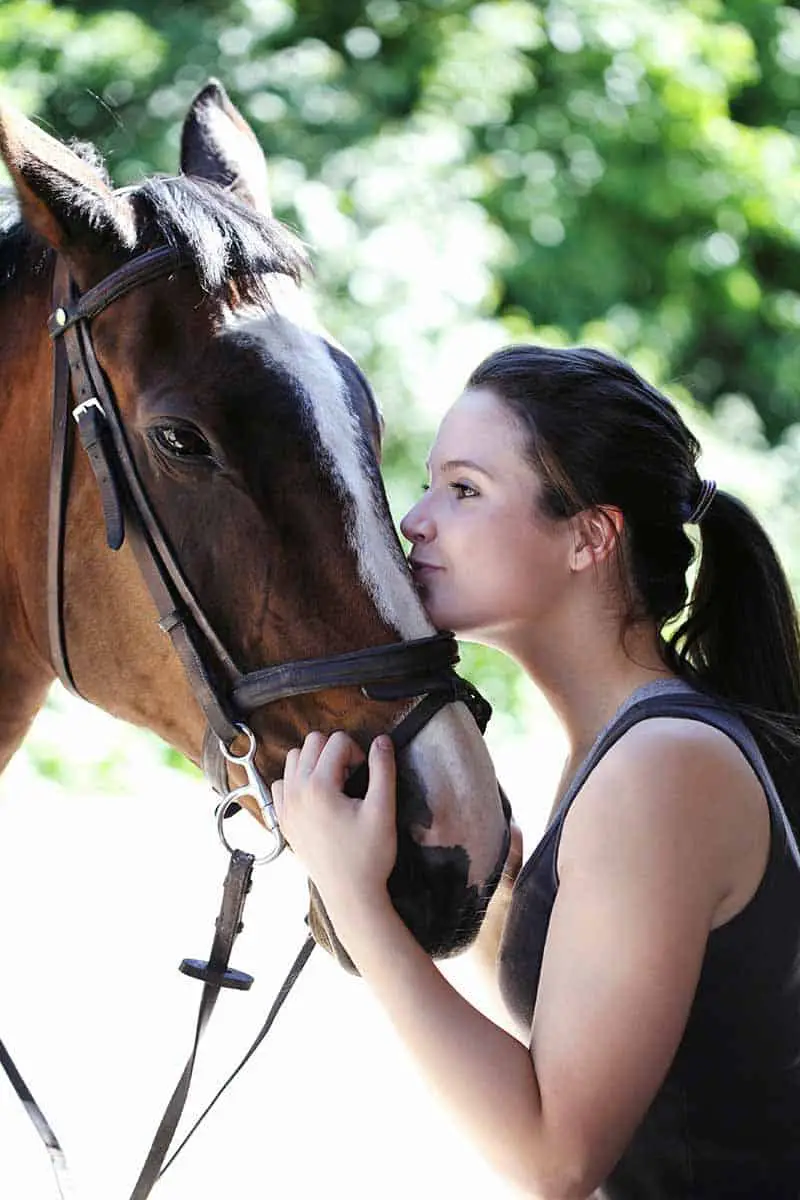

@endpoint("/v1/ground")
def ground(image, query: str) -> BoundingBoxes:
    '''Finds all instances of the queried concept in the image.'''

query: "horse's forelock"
[0,173,307,308]
[130,176,307,302]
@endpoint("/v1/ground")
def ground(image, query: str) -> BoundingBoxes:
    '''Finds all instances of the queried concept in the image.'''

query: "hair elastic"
[686,478,717,525]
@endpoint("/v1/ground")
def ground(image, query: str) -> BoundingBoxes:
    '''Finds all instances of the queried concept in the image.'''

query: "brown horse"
[0,81,507,965]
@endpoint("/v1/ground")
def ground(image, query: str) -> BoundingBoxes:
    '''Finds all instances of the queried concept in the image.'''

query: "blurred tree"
[4,0,798,431]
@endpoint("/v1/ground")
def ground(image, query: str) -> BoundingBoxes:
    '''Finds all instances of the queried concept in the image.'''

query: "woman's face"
[400,387,574,649]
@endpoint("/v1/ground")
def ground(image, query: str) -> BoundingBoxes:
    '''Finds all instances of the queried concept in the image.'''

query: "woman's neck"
[513,614,675,761]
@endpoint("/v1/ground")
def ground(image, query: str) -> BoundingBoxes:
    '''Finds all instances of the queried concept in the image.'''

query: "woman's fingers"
[313,730,367,790]
[281,747,300,787]
[272,731,399,910]
[271,776,283,805]
[277,731,368,814]
[295,730,328,777]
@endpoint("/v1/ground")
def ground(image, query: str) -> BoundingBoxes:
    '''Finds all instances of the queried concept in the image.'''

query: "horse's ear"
[0,103,135,254]
[181,79,271,214]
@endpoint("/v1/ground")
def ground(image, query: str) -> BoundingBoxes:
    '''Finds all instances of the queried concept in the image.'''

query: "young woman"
[272,344,800,1199]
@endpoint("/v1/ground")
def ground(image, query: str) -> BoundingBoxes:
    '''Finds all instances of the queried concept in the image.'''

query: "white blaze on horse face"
[227,277,431,640]
[226,279,505,887]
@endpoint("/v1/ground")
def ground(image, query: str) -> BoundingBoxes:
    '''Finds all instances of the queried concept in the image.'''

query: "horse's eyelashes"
[151,423,214,461]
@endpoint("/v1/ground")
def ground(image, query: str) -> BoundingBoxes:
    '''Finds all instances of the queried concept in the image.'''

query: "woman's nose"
[400,495,434,544]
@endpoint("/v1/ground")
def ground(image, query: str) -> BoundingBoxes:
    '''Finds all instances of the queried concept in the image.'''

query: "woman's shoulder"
[558,712,771,926]
[574,712,766,838]
[605,708,756,775]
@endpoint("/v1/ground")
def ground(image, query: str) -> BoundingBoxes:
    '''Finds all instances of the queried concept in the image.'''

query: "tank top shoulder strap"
[549,685,787,841]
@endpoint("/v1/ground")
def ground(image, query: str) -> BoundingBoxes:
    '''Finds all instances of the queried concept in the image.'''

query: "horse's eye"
[153,425,213,460]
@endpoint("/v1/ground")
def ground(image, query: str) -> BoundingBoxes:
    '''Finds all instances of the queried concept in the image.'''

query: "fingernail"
[374,735,392,752]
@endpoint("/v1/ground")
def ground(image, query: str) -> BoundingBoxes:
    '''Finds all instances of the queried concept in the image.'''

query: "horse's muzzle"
[305,819,510,974]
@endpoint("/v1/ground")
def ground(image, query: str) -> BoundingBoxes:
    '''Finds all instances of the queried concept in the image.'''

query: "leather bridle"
[46,245,492,850]
[9,244,502,1199]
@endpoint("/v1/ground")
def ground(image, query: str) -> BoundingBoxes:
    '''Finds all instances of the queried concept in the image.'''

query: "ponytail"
[666,490,800,834]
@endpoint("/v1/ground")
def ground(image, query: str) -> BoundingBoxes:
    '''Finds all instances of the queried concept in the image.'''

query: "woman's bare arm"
[275,722,767,1199]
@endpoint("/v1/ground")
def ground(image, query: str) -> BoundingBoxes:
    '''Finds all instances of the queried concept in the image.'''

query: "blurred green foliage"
[3,0,800,733]
[4,0,799,431]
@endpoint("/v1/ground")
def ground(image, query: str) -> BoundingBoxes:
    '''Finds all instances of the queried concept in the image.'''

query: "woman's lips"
[409,560,440,574]
[409,560,440,594]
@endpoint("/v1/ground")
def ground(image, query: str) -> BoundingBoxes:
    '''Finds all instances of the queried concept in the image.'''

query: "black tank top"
[498,681,800,1198]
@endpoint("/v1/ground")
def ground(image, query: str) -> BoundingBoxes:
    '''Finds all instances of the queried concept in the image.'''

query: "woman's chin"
[413,588,465,637]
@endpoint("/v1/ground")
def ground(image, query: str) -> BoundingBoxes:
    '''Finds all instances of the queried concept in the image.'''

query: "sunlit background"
[2,0,800,1196]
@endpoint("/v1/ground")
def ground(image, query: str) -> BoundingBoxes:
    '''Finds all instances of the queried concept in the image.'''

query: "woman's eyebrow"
[426,457,494,478]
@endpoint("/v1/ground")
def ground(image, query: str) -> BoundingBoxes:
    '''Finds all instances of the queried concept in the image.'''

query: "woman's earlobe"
[569,506,624,571]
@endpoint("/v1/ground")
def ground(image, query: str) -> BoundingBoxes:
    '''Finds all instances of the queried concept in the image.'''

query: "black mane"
[0,166,308,304]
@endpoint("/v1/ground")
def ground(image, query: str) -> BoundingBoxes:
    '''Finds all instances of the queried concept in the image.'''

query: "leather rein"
[2,246,495,1199]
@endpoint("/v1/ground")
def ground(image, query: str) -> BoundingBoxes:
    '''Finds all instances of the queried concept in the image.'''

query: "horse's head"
[0,82,508,963]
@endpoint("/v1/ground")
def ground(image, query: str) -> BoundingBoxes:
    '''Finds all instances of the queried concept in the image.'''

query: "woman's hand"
[272,730,398,927]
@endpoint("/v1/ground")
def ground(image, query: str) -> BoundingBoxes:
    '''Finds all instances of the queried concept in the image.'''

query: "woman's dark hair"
[468,343,800,834]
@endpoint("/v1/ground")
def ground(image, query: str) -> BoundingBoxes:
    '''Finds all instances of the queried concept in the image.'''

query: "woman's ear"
[569,505,624,572]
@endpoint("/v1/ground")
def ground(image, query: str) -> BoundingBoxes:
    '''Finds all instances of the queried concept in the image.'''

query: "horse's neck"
[0,276,56,771]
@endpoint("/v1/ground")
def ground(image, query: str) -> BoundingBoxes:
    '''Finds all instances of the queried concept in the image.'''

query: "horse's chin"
[307,881,359,974]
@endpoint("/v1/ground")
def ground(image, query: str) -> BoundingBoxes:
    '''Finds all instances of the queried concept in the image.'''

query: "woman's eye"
[450,482,478,499]
[153,425,213,460]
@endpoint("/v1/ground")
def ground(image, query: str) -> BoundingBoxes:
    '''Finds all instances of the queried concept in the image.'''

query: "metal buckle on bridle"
[215,724,286,865]
[72,396,103,422]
